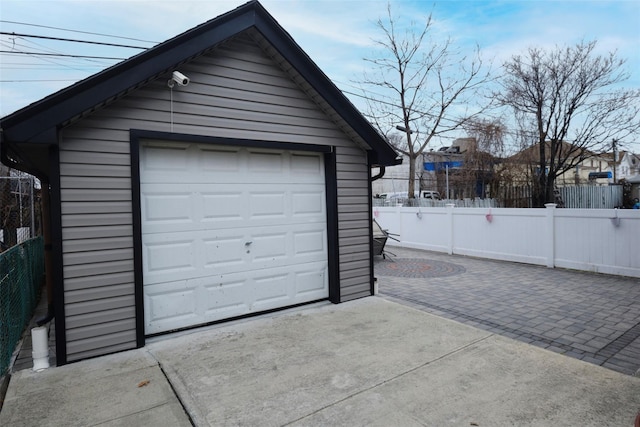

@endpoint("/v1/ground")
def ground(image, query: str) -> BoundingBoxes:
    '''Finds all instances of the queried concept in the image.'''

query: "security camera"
[168,71,190,87]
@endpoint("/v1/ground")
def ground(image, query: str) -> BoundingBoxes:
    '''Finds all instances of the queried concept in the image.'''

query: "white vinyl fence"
[373,204,640,278]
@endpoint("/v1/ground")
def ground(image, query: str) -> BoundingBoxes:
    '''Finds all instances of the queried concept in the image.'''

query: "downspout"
[369,164,386,296]
[36,181,54,326]
[371,165,386,182]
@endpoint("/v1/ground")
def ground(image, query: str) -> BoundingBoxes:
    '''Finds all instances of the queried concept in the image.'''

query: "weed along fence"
[373,204,640,278]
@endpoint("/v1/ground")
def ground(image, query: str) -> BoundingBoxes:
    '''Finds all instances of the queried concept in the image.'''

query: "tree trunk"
[544,174,556,205]
[408,154,416,198]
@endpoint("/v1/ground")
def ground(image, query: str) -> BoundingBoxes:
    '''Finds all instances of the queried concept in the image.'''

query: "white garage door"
[140,141,329,334]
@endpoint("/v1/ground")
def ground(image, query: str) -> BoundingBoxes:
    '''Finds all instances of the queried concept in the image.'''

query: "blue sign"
[588,171,612,179]
[423,161,464,171]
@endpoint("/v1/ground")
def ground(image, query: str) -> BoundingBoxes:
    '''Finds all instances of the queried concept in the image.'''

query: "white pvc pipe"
[31,326,50,372]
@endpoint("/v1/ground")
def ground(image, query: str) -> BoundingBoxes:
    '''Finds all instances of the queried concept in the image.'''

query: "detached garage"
[0,0,399,365]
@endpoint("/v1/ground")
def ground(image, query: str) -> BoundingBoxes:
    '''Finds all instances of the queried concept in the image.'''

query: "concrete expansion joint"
[282,334,494,426]
[145,349,197,427]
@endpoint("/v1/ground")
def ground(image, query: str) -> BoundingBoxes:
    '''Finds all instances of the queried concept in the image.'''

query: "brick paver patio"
[375,247,640,376]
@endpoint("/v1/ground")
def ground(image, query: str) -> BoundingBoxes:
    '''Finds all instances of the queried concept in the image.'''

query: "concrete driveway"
[2,298,639,426]
[376,246,640,376]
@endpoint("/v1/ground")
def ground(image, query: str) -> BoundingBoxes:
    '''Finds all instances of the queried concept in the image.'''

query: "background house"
[0,1,398,365]
[373,138,488,199]
[616,151,640,181]
[506,141,614,186]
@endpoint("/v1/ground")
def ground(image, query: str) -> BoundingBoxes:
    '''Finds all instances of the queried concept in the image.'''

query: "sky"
[1,0,639,152]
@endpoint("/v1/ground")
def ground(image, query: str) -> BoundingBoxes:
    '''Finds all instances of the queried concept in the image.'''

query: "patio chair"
[372,219,399,259]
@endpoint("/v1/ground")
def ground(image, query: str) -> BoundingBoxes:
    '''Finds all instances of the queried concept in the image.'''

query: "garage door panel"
[144,261,327,334]
[202,193,247,221]
[291,153,323,175]
[295,268,328,296]
[292,191,325,216]
[141,142,329,334]
[248,150,285,173]
[251,232,288,261]
[231,262,327,308]
[198,146,241,172]
[142,223,326,285]
[252,273,290,305]
[141,192,195,225]
[141,184,325,234]
[293,229,326,256]
[142,208,325,236]
[141,145,189,172]
[203,235,246,269]
[145,280,199,323]
[144,240,197,274]
[249,191,286,219]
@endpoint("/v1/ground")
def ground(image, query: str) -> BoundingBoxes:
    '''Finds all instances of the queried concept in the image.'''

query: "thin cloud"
[1,0,638,146]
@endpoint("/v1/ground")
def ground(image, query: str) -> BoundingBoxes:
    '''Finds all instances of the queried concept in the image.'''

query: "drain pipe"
[371,165,386,182]
[31,326,50,371]
[36,181,55,326]
[370,165,386,296]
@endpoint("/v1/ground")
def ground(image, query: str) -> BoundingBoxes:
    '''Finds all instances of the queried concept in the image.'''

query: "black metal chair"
[372,219,399,259]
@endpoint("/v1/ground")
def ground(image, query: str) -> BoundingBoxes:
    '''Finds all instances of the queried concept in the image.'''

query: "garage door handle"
[245,241,252,246]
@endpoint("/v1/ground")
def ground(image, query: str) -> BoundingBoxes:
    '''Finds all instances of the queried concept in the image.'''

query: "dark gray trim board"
[367,152,376,296]
[130,133,145,349]
[49,145,67,365]
[325,150,340,304]
[130,130,339,342]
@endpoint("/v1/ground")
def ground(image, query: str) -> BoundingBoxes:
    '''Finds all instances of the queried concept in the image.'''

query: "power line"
[337,85,534,140]
[0,20,158,44]
[0,79,80,83]
[0,50,126,60]
[1,32,149,49]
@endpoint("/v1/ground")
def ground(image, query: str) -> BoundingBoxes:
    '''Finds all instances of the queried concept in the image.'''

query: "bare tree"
[463,119,506,158]
[497,40,640,206]
[362,4,492,198]
[458,119,507,198]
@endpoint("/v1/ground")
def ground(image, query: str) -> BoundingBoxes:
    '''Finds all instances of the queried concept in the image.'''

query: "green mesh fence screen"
[0,236,45,375]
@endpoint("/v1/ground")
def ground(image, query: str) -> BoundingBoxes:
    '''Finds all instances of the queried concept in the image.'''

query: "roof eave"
[1,3,257,143]
[251,4,398,166]
[1,0,399,165]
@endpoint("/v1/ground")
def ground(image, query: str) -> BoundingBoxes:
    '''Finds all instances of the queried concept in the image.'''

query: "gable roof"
[507,140,604,164]
[1,0,399,178]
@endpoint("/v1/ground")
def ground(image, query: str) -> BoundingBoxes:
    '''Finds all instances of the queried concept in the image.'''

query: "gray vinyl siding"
[58,33,372,361]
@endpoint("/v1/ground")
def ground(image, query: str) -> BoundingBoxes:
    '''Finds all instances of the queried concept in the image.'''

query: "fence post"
[395,203,403,242]
[446,203,455,255]
[544,203,557,268]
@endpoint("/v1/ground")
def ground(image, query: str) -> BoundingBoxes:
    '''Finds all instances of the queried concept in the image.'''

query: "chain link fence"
[1,172,41,251]
[0,237,45,375]
[0,168,44,375]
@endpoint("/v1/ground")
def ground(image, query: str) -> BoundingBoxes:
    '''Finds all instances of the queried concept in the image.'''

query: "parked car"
[420,190,441,200]
[376,191,441,201]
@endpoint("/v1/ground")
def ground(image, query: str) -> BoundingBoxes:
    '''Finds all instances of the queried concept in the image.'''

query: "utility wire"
[1,79,80,82]
[0,50,126,60]
[337,85,535,140]
[1,32,149,49]
[0,20,158,44]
